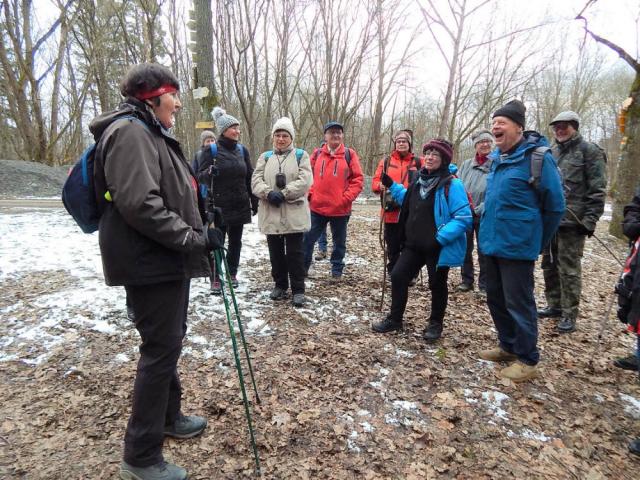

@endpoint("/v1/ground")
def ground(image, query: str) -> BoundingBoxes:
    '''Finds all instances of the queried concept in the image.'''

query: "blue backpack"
[263,148,304,164]
[61,116,147,233]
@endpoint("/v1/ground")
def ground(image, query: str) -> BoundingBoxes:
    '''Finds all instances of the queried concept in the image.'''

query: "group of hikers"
[88,63,638,480]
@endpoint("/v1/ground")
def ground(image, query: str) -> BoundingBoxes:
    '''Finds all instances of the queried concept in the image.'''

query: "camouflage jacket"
[552,133,607,231]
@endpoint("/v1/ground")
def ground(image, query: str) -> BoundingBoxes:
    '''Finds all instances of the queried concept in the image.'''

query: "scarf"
[417,168,444,200]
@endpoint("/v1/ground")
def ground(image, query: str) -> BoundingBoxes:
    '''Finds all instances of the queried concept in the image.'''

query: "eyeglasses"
[395,139,409,144]
[552,122,571,131]
[424,150,441,158]
[274,133,291,139]
[476,140,492,145]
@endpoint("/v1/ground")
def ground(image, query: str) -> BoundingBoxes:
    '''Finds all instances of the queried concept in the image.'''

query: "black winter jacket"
[90,99,211,286]
[197,136,258,226]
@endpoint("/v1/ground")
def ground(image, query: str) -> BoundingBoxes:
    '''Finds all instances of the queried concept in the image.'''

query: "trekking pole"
[566,207,624,267]
[213,248,261,476]
[379,177,388,310]
[220,252,260,404]
[588,287,616,371]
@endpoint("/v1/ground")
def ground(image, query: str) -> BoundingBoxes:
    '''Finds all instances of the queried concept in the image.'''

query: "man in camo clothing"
[538,111,607,333]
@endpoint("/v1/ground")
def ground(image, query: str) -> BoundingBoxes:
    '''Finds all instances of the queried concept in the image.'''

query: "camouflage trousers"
[541,228,586,320]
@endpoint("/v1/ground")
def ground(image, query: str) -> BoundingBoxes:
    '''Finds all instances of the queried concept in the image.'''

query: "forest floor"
[1,198,639,479]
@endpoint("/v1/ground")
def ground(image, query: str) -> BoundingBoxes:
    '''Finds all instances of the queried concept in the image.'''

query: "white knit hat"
[212,106,240,135]
[272,117,295,141]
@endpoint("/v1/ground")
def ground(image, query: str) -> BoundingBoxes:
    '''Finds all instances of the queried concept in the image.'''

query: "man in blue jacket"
[478,100,565,382]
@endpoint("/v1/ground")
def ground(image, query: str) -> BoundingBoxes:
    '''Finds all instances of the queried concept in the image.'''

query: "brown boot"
[500,361,539,382]
[479,346,517,363]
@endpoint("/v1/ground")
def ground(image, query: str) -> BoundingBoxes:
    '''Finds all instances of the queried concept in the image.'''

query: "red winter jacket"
[308,144,364,216]
[372,151,422,223]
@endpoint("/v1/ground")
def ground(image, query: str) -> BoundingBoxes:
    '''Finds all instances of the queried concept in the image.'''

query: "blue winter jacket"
[478,132,565,261]
[389,165,472,268]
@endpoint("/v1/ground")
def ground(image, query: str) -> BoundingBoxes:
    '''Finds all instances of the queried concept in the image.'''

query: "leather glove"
[617,305,630,324]
[380,172,393,188]
[205,223,224,251]
[267,191,285,207]
[577,224,594,237]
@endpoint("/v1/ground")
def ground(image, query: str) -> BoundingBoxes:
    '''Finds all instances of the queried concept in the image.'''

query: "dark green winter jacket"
[552,133,607,232]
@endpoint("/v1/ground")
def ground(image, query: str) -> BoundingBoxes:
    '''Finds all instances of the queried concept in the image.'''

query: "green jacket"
[552,133,607,231]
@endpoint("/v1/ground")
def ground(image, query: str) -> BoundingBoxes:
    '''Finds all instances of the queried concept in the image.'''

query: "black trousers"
[389,247,449,324]
[267,233,305,294]
[212,223,244,279]
[123,279,189,467]
[461,217,486,288]
[384,222,403,275]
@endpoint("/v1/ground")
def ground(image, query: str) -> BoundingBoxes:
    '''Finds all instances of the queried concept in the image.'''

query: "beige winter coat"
[251,147,313,235]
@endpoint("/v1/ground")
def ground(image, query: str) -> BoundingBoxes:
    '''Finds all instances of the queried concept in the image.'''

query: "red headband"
[136,84,178,100]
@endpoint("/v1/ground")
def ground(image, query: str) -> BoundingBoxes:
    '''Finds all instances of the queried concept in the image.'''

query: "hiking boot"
[479,346,518,363]
[422,321,443,343]
[500,361,539,383]
[456,283,473,292]
[164,414,207,439]
[230,275,239,288]
[126,305,135,322]
[629,438,640,456]
[269,287,287,301]
[315,250,327,261]
[477,288,487,299]
[537,306,561,318]
[408,276,417,287]
[557,317,576,333]
[613,355,640,371]
[330,273,342,283]
[372,315,403,333]
[120,461,187,480]
[292,293,305,307]
[210,279,221,295]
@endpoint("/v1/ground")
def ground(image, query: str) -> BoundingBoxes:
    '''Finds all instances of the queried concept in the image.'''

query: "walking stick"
[379,161,389,311]
[213,248,261,476]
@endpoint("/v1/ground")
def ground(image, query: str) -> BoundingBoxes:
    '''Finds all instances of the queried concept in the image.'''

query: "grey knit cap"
[471,128,494,146]
[212,106,240,135]
[200,130,215,145]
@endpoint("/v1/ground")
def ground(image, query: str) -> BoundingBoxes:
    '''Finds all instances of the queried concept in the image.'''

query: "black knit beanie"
[492,100,526,128]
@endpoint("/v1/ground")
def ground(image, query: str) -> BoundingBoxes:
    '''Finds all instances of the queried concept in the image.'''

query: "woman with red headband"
[90,63,222,480]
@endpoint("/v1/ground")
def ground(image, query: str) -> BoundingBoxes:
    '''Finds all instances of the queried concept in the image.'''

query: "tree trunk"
[610,73,640,238]
[194,0,218,119]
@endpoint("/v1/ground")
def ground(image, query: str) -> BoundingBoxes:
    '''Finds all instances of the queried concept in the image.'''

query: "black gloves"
[577,224,594,237]
[380,172,393,189]
[205,223,224,250]
[206,206,224,228]
[267,191,285,207]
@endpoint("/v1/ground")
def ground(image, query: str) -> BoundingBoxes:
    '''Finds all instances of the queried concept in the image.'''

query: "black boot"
[422,320,443,343]
[372,314,402,333]
[629,438,640,456]
[557,317,576,333]
[613,355,640,371]
[537,306,561,318]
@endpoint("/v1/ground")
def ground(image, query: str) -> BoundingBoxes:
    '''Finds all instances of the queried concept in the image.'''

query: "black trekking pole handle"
[213,249,261,476]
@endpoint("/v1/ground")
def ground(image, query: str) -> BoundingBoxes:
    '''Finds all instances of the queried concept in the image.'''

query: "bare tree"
[576,11,640,238]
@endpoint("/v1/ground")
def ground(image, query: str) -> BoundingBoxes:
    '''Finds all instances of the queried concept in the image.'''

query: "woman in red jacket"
[372,130,422,274]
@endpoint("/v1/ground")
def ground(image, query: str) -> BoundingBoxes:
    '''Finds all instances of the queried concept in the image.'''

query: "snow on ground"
[0,208,274,365]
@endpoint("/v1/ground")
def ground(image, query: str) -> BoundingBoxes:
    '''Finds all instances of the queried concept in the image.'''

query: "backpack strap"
[210,142,218,158]
[264,149,303,165]
[528,146,550,191]
[344,146,352,166]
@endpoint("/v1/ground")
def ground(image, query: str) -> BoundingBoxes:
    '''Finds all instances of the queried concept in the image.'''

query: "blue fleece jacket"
[389,165,472,268]
[478,132,565,261]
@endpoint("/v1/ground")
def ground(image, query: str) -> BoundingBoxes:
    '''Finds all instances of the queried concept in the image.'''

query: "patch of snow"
[357,409,370,417]
[393,400,418,412]
[620,393,640,419]
[360,421,374,432]
[463,389,478,404]
[395,348,414,358]
[482,391,509,420]
[114,353,130,363]
[507,428,552,442]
